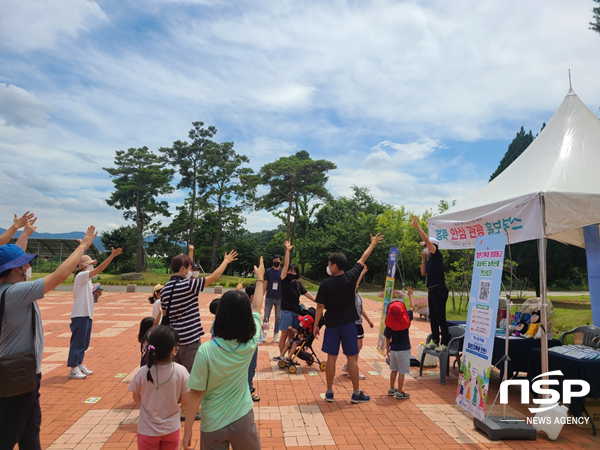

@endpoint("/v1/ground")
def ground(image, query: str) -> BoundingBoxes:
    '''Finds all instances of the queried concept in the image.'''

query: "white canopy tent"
[428,88,600,381]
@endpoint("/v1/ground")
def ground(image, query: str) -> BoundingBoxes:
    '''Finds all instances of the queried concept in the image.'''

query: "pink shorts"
[137,429,180,450]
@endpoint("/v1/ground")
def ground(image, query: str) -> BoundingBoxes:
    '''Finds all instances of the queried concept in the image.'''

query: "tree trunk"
[189,160,196,247]
[135,191,145,273]
[286,183,294,241]
[290,197,299,261]
[210,194,223,272]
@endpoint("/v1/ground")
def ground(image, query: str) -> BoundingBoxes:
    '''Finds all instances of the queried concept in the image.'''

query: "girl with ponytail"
[129,325,190,450]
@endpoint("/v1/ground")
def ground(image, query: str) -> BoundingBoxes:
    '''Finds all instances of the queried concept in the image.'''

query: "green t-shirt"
[188,311,260,432]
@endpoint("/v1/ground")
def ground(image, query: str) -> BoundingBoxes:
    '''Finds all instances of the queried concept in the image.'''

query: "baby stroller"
[278,307,326,374]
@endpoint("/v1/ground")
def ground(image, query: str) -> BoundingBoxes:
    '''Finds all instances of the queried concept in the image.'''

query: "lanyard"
[212,338,241,353]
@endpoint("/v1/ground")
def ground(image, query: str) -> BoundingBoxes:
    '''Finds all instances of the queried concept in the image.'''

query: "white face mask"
[87,265,94,271]
[422,247,430,255]
[326,266,333,276]
[23,267,32,281]
[192,271,200,278]
[185,271,192,279]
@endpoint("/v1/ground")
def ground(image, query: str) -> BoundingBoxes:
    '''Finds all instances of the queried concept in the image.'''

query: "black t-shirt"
[383,309,414,351]
[281,278,308,313]
[426,249,445,288]
[315,262,362,327]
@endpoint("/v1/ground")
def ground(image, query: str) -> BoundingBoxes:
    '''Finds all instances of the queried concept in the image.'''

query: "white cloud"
[0,0,107,51]
[0,84,50,127]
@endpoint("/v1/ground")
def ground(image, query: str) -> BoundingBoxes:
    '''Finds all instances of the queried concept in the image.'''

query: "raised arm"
[405,285,415,310]
[357,233,384,266]
[15,217,37,251]
[280,240,293,280]
[90,247,122,278]
[252,257,265,313]
[188,245,194,262]
[44,226,97,294]
[411,215,436,254]
[0,212,35,246]
[204,250,238,286]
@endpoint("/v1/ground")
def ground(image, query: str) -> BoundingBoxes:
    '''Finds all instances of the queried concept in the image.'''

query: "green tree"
[99,225,137,274]
[256,150,336,244]
[197,141,255,272]
[104,147,174,272]
[591,0,600,34]
[489,127,534,181]
[160,122,217,246]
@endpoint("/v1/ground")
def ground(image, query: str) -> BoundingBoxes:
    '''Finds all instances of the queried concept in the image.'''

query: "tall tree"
[256,150,336,243]
[100,225,137,274]
[197,141,255,271]
[104,147,174,272]
[591,0,600,35]
[160,122,217,247]
[489,127,534,181]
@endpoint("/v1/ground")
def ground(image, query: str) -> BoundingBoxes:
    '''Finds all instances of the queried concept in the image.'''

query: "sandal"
[252,394,260,402]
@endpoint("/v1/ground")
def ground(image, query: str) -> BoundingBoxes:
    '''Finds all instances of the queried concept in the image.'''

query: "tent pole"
[538,237,549,378]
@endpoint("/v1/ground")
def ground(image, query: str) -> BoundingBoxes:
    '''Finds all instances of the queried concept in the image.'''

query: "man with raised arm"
[0,224,97,450]
[411,214,449,350]
[314,233,384,404]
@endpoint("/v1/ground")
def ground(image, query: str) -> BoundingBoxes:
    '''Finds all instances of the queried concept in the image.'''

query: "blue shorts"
[322,322,359,357]
[279,310,299,331]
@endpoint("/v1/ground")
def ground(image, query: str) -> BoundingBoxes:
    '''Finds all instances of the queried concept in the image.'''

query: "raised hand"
[406,285,415,297]
[13,211,35,229]
[284,240,293,252]
[111,247,123,257]
[22,217,38,237]
[411,215,419,228]
[189,245,194,252]
[236,279,243,291]
[80,226,97,249]
[370,233,384,245]
[254,256,265,280]
[224,250,238,264]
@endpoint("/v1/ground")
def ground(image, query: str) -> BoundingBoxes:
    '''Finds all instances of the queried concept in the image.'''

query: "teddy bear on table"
[524,310,541,339]
[511,320,529,337]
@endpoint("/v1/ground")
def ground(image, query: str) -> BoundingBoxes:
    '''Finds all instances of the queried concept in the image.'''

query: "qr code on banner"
[478,280,491,302]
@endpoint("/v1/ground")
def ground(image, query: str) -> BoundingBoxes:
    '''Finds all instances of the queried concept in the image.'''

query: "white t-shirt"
[129,362,190,436]
[152,300,162,320]
[71,271,94,319]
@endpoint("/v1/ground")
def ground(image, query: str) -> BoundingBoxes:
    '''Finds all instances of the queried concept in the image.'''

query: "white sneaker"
[342,365,348,373]
[273,333,279,343]
[79,364,94,375]
[69,366,87,379]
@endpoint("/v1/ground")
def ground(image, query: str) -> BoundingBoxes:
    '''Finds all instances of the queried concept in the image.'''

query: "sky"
[1,0,600,235]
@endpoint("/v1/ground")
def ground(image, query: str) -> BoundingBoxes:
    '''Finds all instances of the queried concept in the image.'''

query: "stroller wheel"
[320,361,327,371]
[288,364,297,374]
[278,360,287,369]
[307,358,314,366]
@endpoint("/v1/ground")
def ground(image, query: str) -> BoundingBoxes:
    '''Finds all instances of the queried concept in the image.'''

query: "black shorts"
[356,324,365,339]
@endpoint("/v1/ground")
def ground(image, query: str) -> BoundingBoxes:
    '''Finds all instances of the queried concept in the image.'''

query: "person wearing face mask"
[273,241,316,361]
[411,215,449,351]
[0,224,98,450]
[261,253,284,343]
[190,264,201,279]
[68,247,122,379]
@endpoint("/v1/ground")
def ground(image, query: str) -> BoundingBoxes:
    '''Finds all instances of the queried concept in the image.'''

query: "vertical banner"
[583,225,600,326]
[377,247,399,355]
[455,234,505,420]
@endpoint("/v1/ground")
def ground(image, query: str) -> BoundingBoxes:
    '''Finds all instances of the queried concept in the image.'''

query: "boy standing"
[262,255,283,343]
[384,287,415,399]
[314,233,383,404]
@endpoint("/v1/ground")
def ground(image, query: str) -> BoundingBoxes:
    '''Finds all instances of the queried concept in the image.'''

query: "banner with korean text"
[429,193,543,249]
[455,233,506,420]
[377,247,399,355]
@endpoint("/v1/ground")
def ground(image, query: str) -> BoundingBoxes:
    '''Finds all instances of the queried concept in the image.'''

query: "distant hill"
[0,228,106,252]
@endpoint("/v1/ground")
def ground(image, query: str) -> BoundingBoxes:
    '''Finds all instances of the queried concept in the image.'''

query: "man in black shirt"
[314,232,384,404]
[411,215,450,349]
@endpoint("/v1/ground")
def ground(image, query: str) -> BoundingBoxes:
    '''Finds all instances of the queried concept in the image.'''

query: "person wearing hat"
[0,225,98,450]
[67,246,122,380]
[149,284,164,325]
[411,215,450,351]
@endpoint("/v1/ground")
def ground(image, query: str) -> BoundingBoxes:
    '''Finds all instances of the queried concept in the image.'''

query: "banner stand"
[473,296,537,440]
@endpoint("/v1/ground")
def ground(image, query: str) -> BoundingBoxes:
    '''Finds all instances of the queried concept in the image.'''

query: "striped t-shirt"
[161,276,205,345]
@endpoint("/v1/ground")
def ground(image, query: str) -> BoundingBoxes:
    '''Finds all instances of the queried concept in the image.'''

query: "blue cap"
[0,244,37,273]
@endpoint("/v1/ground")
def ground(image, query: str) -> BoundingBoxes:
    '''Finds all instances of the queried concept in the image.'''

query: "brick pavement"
[32,290,599,450]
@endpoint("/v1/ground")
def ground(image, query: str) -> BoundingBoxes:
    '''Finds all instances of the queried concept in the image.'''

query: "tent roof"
[432,89,600,248]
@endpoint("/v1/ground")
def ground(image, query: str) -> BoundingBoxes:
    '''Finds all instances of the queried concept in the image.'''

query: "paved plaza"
[35,290,599,450]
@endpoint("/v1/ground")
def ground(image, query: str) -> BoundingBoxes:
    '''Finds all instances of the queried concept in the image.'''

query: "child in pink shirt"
[129,325,189,449]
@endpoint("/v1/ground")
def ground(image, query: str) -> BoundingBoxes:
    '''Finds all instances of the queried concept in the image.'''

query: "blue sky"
[1,0,600,234]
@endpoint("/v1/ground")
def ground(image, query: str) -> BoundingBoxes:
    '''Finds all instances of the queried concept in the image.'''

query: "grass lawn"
[361,294,592,336]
